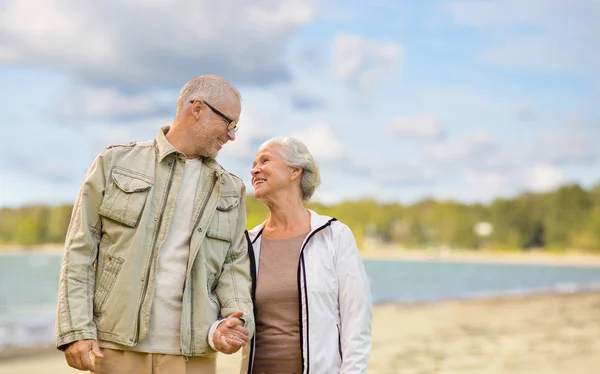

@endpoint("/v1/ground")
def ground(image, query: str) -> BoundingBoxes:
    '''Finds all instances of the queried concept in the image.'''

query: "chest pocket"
[98,168,153,227]
[206,193,240,242]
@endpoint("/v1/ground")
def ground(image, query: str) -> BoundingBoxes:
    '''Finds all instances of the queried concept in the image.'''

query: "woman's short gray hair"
[176,75,241,114]
[260,137,321,201]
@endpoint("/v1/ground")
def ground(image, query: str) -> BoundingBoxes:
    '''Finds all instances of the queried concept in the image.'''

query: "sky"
[0,0,599,207]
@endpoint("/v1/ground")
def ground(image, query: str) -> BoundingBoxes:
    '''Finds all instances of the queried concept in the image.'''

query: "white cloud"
[340,157,437,187]
[466,171,507,187]
[464,170,510,199]
[446,0,600,74]
[332,33,402,89]
[375,166,436,185]
[509,124,597,166]
[0,0,314,88]
[388,115,443,140]
[429,129,494,163]
[448,0,573,28]
[292,123,343,160]
[535,133,595,164]
[220,111,271,158]
[0,44,17,62]
[0,170,77,207]
[447,0,600,34]
[55,87,160,120]
[515,103,538,121]
[316,0,408,23]
[461,121,598,173]
[81,117,173,152]
[100,125,155,148]
[526,164,566,192]
[481,35,598,74]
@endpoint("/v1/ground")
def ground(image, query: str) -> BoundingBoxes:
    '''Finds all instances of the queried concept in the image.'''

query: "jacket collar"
[247,209,334,242]
[154,125,225,178]
[155,126,179,163]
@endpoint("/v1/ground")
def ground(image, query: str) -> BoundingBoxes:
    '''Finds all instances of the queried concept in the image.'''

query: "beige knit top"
[252,232,308,374]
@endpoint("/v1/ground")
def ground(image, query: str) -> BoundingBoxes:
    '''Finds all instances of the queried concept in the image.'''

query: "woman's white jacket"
[242,210,373,374]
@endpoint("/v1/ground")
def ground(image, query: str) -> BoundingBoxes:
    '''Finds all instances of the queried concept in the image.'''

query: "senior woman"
[240,137,372,374]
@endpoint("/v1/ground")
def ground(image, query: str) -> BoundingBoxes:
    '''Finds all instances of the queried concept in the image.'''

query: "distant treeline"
[2,183,600,252]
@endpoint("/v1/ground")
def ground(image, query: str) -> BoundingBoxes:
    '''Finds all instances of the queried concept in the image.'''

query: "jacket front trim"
[297,218,337,374]
[245,230,258,373]
[246,217,337,374]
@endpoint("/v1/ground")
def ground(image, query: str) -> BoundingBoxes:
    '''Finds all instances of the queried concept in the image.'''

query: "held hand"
[64,339,104,371]
[213,311,249,354]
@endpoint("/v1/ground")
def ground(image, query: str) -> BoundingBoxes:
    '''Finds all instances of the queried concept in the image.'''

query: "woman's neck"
[263,199,310,239]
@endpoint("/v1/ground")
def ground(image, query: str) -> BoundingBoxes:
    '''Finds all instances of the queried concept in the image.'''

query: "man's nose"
[227,130,236,141]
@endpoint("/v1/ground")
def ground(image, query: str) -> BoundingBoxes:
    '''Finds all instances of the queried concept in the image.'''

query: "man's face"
[192,92,241,158]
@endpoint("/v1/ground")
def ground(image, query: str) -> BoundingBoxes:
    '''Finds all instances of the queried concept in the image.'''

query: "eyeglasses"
[190,100,238,133]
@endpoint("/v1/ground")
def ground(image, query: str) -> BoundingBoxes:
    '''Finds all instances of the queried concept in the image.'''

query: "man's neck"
[165,121,201,159]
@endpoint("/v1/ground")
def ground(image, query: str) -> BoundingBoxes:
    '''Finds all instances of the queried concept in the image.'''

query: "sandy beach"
[362,246,600,267]
[370,292,600,374]
[1,291,599,374]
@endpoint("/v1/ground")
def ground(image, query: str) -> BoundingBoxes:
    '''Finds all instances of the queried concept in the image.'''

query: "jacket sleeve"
[336,224,373,373]
[214,186,255,339]
[55,152,109,349]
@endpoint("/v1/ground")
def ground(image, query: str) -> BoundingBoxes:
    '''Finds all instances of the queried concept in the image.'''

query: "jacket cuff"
[208,319,227,350]
[56,330,97,351]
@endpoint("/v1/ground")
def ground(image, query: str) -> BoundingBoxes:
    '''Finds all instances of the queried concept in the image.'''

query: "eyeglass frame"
[189,100,238,133]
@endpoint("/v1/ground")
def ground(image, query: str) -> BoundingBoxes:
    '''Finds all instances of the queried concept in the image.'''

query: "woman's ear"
[290,167,302,180]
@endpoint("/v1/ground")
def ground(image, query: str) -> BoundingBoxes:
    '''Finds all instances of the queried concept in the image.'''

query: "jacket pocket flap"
[112,170,152,193]
[206,225,232,242]
[216,195,240,211]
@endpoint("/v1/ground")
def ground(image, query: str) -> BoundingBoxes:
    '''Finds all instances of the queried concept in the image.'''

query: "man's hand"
[64,339,104,371]
[213,311,249,354]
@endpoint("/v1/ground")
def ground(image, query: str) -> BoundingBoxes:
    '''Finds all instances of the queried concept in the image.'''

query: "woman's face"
[251,144,296,201]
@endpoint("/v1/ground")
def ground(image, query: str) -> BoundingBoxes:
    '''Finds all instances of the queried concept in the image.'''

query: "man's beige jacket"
[55,127,254,357]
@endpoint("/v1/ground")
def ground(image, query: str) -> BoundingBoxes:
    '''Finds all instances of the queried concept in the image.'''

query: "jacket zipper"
[181,170,218,356]
[246,219,336,374]
[297,218,337,374]
[134,158,176,342]
[245,230,259,374]
[336,323,342,360]
[186,172,218,353]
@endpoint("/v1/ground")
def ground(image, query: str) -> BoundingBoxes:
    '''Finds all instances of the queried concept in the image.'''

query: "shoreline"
[0,244,65,253]
[0,346,58,363]
[374,288,600,307]
[361,246,600,267]
[4,244,600,267]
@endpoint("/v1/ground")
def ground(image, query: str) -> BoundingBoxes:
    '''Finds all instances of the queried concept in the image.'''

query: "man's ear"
[190,100,204,118]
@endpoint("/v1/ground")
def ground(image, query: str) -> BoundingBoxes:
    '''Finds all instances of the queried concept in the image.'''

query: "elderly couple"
[55,75,372,374]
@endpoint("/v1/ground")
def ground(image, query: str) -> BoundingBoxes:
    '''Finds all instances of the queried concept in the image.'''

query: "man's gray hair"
[176,75,241,114]
[260,137,321,201]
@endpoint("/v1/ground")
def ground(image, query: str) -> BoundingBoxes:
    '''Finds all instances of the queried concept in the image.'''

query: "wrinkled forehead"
[259,142,282,154]
[253,144,281,163]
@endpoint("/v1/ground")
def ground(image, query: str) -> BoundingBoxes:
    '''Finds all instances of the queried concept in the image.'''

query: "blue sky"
[0,0,599,207]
